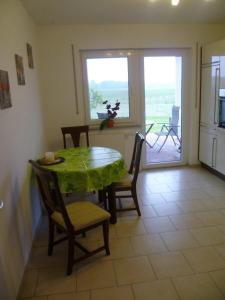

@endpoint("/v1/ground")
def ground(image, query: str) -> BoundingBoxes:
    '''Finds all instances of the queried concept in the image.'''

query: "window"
[82,50,139,126]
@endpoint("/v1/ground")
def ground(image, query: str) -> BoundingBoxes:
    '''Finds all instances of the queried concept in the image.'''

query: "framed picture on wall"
[0,70,12,109]
[15,54,25,85]
[26,43,34,69]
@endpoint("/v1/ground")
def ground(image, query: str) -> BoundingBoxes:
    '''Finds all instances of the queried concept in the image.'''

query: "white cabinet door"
[216,129,225,175]
[200,64,220,126]
[199,126,217,168]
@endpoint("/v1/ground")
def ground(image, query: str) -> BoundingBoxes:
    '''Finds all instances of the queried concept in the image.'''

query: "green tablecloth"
[45,147,127,193]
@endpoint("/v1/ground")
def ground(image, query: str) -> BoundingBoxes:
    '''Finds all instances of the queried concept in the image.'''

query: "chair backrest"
[129,132,145,183]
[169,105,180,135]
[61,125,89,148]
[97,112,108,120]
[29,160,73,231]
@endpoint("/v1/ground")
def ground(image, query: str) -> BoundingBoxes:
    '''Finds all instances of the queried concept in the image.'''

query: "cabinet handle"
[214,67,220,124]
[212,137,217,168]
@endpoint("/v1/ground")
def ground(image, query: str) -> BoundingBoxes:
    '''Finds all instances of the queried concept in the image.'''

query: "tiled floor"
[18,167,225,300]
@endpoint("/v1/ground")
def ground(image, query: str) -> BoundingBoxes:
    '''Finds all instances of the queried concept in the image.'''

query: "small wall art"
[0,70,12,110]
[26,43,34,69]
[15,54,25,85]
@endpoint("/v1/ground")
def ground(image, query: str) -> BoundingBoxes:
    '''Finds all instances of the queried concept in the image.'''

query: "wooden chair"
[29,160,110,275]
[61,125,89,148]
[105,132,144,217]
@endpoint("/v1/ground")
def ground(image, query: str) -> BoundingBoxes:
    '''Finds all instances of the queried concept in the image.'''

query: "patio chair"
[29,160,110,275]
[102,132,144,217]
[61,125,89,148]
[152,105,181,152]
[97,112,108,119]
[145,123,154,148]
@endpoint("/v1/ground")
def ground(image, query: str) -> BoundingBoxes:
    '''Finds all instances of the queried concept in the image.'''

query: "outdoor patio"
[145,132,181,164]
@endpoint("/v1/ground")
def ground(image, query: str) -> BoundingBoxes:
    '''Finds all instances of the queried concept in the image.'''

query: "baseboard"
[201,163,225,181]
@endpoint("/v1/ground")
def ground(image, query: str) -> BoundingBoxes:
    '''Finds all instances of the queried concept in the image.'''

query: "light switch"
[0,200,3,210]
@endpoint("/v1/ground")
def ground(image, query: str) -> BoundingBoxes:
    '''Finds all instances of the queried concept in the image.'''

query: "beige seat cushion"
[51,201,110,231]
[113,173,133,188]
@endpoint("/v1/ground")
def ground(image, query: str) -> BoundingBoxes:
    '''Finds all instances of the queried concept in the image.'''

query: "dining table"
[43,146,127,224]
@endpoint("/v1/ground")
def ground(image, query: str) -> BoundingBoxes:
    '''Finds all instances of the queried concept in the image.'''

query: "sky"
[87,56,181,85]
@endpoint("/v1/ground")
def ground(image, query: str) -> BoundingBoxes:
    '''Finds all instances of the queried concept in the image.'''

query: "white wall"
[0,1,45,299]
[37,24,225,165]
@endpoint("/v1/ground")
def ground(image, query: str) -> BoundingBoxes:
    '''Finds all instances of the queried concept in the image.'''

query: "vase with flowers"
[99,100,120,130]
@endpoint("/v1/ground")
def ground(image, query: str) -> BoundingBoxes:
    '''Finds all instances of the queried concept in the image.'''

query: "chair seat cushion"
[113,173,133,188]
[51,201,110,231]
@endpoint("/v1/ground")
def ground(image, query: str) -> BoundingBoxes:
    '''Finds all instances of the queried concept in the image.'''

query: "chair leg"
[108,185,117,224]
[103,222,110,255]
[132,187,141,216]
[118,197,123,210]
[48,218,54,256]
[67,234,75,275]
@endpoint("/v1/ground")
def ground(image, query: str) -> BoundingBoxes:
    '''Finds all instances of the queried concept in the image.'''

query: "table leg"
[107,184,117,224]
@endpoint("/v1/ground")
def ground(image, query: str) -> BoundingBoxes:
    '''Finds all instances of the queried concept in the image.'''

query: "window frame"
[81,49,141,127]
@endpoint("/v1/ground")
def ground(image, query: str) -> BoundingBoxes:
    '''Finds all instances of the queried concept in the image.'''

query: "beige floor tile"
[217,225,225,235]
[196,211,225,226]
[152,203,182,217]
[76,260,116,291]
[176,200,207,213]
[214,244,225,260]
[18,269,38,298]
[205,187,225,197]
[47,291,90,300]
[143,217,176,234]
[190,227,225,246]
[35,268,75,296]
[173,273,225,300]
[104,237,135,259]
[169,214,203,229]
[183,246,225,272]
[81,225,117,242]
[149,184,171,194]
[185,189,210,201]
[114,218,146,237]
[133,279,180,300]
[140,205,158,218]
[33,229,49,248]
[161,230,199,251]
[210,269,225,296]
[161,191,185,202]
[113,256,156,285]
[149,252,193,279]
[139,193,166,206]
[167,182,193,192]
[91,286,134,300]
[131,234,167,255]
[28,245,66,270]
[201,197,225,210]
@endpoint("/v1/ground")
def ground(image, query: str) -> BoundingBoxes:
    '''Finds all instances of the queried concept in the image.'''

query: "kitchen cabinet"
[199,38,225,176]
[215,129,225,175]
[200,63,220,127]
[201,39,225,65]
[199,126,217,168]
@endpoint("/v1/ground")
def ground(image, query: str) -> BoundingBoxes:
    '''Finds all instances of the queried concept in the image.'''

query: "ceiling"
[20,0,225,25]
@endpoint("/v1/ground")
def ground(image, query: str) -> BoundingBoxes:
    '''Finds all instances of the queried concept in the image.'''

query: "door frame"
[139,48,191,169]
